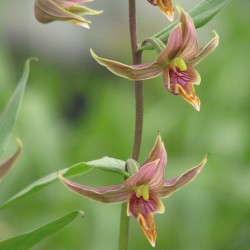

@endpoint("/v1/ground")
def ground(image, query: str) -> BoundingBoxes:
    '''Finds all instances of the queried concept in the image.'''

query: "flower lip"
[147,0,175,22]
[138,213,157,247]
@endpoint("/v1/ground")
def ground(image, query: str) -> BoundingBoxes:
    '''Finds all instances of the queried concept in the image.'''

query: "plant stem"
[119,1,144,250]
[129,0,144,162]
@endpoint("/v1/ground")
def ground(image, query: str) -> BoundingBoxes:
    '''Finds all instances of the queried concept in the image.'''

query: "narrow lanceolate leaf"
[139,0,230,50]
[0,210,84,250]
[0,157,127,210]
[0,139,22,182]
[0,58,37,157]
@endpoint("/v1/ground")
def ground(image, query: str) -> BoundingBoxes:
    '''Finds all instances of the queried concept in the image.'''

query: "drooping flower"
[34,0,102,29]
[58,133,207,246]
[90,4,219,111]
[147,0,175,21]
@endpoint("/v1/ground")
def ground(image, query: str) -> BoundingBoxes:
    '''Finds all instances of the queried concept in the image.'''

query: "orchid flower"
[58,134,207,246]
[147,0,175,21]
[90,5,219,111]
[34,0,102,29]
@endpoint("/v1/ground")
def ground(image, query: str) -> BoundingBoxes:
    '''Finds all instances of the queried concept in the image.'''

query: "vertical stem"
[118,200,130,250]
[119,1,143,250]
[129,0,144,162]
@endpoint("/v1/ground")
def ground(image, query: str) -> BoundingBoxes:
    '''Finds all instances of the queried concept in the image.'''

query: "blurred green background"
[0,0,250,249]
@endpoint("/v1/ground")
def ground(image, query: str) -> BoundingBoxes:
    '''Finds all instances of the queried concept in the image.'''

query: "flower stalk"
[119,1,144,249]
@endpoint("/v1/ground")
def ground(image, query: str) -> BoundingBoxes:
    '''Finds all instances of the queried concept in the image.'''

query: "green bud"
[126,159,140,176]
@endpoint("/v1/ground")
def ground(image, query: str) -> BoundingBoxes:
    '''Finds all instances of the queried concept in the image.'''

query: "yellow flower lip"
[171,57,187,71]
[136,185,149,200]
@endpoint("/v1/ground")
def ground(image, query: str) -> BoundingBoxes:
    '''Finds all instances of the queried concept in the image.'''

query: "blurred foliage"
[0,0,250,250]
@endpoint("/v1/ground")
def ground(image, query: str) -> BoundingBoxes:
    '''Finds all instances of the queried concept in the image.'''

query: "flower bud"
[126,159,139,176]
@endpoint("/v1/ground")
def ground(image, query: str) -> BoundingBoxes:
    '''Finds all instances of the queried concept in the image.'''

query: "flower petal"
[143,133,165,164]
[127,192,165,217]
[156,0,174,22]
[127,191,165,246]
[0,139,22,180]
[158,23,183,63]
[189,31,219,66]
[58,173,130,203]
[158,155,208,198]
[124,159,160,187]
[167,65,201,111]
[90,49,162,80]
[125,134,167,190]
[53,0,93,8]
[163,67,171,92]
[176,4,199,61]
[138,212,157,247]
[34,0,101,28]
[146,134,167,190]
[169,65,201,86]
[175,82,201,111]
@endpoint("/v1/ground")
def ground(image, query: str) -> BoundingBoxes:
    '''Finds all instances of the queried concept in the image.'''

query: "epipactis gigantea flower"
[90,5,219,111]
[34,0,102,29]
[58,134,207,246]
[147,0,175,21]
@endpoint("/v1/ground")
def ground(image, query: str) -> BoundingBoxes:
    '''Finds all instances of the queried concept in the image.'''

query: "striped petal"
[53,0,93,8]
[147,0,174,22]
[158,23,183,63]
[127,192,165,217]
[188,31,219,66]
[175,82,201,111]
[34,0,102,28]
[91,49,162,81]
[124,159,160,187]
[169,65,201,86]
[147,134,167,190]
[125,134,167,190]
[157,155,208,198]
[176,4,199,61]
[138,213,157,247]
[163,67,171,92]
[156,0,174,22]
[58,173,130,203]
[127,192,164,246]
[168,65,201,111]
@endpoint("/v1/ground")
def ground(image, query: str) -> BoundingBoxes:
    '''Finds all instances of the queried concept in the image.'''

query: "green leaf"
[0,157,127,210]
[139,0,230,50]
[0,58,37,157]
[0,210,84,250]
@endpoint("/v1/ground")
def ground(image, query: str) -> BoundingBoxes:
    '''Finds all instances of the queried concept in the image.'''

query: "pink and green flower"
[34,0,102,29]
[90,4,219,111]
[58,134,207,246]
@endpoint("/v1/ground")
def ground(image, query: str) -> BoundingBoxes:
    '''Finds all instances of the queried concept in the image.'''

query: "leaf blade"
[0,157,127,210]
[0,58,37,157]
[0,210,84,250]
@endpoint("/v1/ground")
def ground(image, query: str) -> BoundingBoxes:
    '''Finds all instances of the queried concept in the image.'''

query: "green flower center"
[171,57,187,71]
[136,185,149,200]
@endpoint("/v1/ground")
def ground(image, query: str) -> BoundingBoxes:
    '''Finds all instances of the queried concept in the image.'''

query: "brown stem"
[129,0,144,161]
[118,1,144,250]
